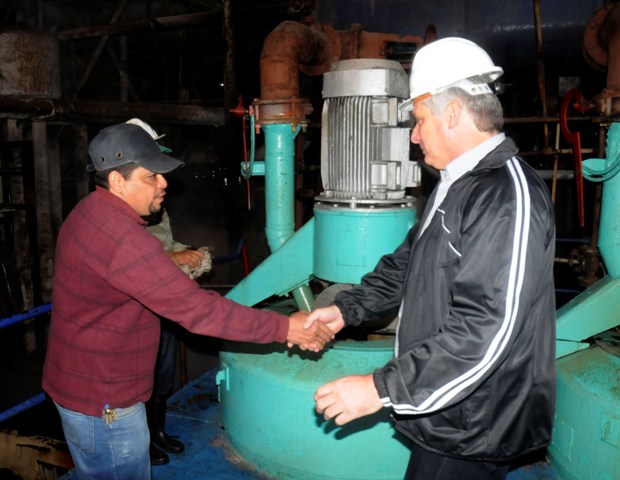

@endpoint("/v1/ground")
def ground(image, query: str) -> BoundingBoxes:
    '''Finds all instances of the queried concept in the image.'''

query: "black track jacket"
[334,138,556,462]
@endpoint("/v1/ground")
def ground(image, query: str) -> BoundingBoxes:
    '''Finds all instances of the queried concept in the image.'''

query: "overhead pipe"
[256,20,423,116]
[259,20,332,101]
[0,96,226,125]
[583,3,620,116]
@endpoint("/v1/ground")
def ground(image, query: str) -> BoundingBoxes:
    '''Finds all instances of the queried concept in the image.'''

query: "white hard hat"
[401,37,503,111]
[125,118,165,140]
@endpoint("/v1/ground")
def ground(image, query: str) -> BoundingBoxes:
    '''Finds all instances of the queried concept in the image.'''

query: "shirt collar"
[441,132,506,182]
[94,186,148,226]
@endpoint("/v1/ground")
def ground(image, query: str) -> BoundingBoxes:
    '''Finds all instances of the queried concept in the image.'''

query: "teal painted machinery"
[220,36,620,480]
[220,58,419,479]
[217,340,411,480]
[549,122,620,480]
[226,59,418,307]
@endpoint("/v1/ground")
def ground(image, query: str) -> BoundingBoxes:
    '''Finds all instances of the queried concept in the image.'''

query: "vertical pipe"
[47,127,63,239]
[262,123,313,311]
[263,123,298,253]
[222,0,237,116]
[597,122,620,277]
[601,4,620,114]
[32,120,54,302]
[534,0,550,150]
[5,119,33,310]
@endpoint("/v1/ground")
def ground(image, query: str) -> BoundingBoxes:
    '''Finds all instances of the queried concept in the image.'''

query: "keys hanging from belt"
[103,404,117,425]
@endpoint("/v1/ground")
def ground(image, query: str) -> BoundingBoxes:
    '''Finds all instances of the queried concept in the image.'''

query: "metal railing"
[0,304,51,423]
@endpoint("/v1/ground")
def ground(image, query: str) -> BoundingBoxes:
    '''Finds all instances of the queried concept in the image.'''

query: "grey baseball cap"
[87,123,184,173]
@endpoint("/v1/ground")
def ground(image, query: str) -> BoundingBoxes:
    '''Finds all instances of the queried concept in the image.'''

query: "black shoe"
[148,395,185,454]
[150,444,169,466]
[152,430,185,454]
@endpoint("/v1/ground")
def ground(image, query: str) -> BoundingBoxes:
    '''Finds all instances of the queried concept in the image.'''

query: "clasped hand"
[286,305,347,352]
[286,311,334,352]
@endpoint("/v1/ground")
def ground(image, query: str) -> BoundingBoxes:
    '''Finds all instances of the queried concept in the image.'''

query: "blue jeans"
[55,402,151,480]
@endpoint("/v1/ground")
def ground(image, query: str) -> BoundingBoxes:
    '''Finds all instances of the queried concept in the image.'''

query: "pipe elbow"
[584,3,620,70]
[260,21,331,100]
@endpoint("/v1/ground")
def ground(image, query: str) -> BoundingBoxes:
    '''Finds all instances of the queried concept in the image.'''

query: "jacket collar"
[468,136,520,176]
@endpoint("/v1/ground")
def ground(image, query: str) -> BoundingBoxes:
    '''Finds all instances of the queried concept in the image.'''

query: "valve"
[567,244,603,287]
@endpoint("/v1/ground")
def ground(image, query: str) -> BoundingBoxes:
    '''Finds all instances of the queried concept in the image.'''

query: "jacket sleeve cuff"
[333,299,355,327]
[373,368,393,407]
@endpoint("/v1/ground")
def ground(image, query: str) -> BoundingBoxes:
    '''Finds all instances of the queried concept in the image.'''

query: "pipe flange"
[594,91,620,118]
[251,97,313,129]
[315,195,415,210]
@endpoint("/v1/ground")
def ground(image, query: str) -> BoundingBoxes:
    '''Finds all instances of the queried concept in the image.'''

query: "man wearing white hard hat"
[307,37,556,479]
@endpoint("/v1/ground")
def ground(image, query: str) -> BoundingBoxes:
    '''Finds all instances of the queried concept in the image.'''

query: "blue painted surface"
[59,368,559,479]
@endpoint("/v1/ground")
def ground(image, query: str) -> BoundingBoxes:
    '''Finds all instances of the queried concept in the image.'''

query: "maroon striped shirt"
[43,187,287,416]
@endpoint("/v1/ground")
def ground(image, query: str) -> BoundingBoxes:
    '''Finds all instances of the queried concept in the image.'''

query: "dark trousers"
[153,321,176,397]
[405,443,510,480]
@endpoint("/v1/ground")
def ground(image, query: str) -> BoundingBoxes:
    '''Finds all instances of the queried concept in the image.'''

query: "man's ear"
[445,100,462,129]
[108,170,125,194]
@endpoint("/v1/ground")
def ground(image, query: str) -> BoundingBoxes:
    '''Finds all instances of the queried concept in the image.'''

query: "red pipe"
[560,89,586,229]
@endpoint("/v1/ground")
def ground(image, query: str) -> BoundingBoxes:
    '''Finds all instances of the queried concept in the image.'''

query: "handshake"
[285,305,346,353]
[285,305,383,426]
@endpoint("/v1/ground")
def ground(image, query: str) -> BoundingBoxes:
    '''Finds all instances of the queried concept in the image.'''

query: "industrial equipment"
[549,121,620,480]
[217,6,620,480]
[547,5,620,479]
[219,56,420,480]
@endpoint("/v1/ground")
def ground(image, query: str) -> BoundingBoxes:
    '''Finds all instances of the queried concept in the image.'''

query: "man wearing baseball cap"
[42,122,334,479]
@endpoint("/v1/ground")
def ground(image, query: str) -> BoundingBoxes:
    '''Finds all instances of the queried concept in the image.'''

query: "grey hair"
[423,87,504,133]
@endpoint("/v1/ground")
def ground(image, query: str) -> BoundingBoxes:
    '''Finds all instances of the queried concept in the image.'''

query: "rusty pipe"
[259,20,423,102]
[259,20,332,100]
[583,3,620,115]
[599,4,620,104]
[0,95,226,125]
